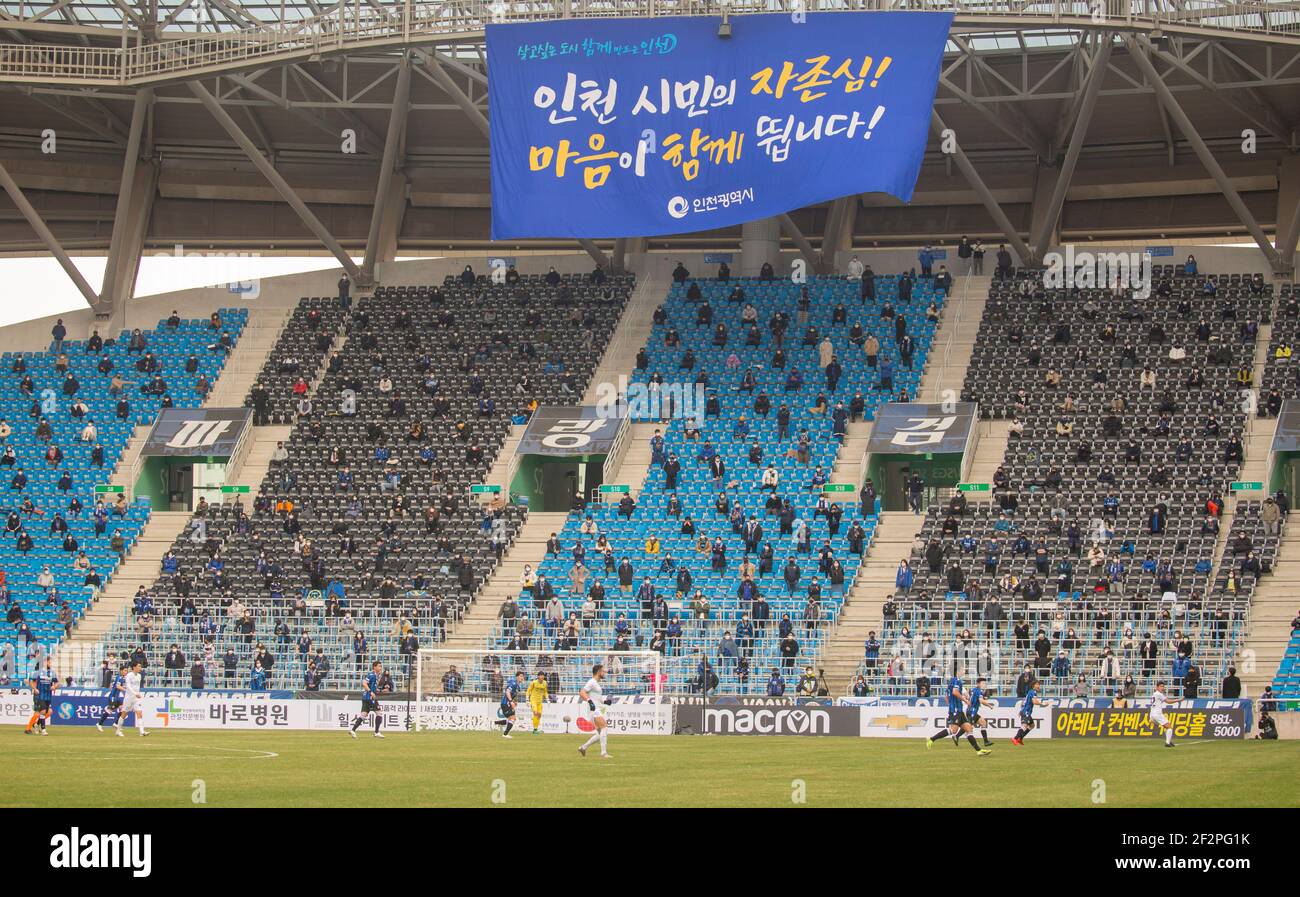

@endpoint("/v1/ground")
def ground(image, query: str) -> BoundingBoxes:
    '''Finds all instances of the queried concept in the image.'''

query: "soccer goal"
[413,648,676,734]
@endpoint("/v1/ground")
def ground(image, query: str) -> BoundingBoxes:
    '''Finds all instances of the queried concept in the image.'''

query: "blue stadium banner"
[487,11,953,239]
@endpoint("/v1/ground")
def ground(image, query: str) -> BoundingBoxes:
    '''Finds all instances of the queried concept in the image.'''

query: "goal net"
[414,649,675,734]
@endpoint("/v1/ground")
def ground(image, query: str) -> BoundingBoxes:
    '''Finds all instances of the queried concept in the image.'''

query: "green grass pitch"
[1,728,1296,808]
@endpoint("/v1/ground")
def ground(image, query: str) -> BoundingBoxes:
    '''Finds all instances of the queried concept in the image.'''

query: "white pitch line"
[28,745,280,761]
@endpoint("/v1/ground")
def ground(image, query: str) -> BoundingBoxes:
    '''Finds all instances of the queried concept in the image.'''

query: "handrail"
[219,407,256,503]
[3,1,1300,86]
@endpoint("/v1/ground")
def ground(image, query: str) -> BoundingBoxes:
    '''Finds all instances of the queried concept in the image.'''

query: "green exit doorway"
[134,456,229,512]
[867,452,965,512]
[510,454,606,512]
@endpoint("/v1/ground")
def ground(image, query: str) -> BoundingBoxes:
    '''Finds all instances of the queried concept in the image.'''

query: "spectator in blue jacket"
[918,246,933,277]
[250,661,268,691]
[766,669,786,696]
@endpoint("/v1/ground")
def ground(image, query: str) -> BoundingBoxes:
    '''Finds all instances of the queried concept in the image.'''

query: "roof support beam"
[821,196,857,271]
[99,86,152,315]
[226,73,382,156]
[97,160,157,318]
[1277,155,1300,266]
[431,51,488,88]
[1030,35,1112,260]
[188,79,361,281]
[1143,38,1292,147]
[930,110,1032,264]
[416,48,490,140]
[1125,35,1284,271]
[7,86,127,145]
[0,159,99,308]
[1212,43,1295,149]
[287,64,387,153]
[939,76,1047,160]
[778,212,823,275]
[578,238,610,269]
[611,237,628,273]
[361,54,412,285]
[107,0,145,29]
[1052,37,1088,156]
[1278,200,1300,267]
[949,34,1051,160]
[159,0,196,30]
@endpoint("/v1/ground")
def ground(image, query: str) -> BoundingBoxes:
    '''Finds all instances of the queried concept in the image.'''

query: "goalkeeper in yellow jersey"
[525,670,549,733]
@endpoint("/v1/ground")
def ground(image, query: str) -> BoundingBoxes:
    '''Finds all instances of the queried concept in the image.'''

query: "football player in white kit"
[577,663,611,759]
[114,660,150,737]
[1149,680,1175,748]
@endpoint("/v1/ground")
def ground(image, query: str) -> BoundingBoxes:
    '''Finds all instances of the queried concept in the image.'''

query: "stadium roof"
[1,2,1299,312]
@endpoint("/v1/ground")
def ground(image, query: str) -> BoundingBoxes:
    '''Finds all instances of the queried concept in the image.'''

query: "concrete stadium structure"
[1,2,1299,715]
[1,1,1300,317]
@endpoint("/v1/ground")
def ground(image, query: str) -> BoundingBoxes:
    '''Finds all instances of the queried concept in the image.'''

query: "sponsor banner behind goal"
[154,696,303,729]
[675,703,861,736]
[410,697,672,735]
[1051,707,1247,739]
[853,703,1051,739]
[3,690,295,728]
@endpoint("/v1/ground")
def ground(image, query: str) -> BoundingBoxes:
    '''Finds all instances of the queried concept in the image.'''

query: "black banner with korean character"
[517,405,622,457]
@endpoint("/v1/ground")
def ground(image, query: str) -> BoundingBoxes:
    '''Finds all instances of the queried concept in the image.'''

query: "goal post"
[414,649,676,734]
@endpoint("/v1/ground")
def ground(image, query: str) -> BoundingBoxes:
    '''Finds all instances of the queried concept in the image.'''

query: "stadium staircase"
[455,277,668,649]
[444,419,665,652]
[828,419,871,492]
[616,422,664,500]
[222,425,296,496]
[581,274,666,405]
[1215,318,1287,701]
[55,307,296,678]
[108,424,149,493]
[816,273,990,694]
[442,511,571,651]
[220,316,340,497]
[820,510,919,692]
[919,274,990,403]
[56,511,193,671]
[438,418,665,653]
[483,424,524,491]
[964,421,1013,488]
[202,306,294,408]
[1233,345,1292,699]
[819,419,1013,697]
[1240,530,1300,699]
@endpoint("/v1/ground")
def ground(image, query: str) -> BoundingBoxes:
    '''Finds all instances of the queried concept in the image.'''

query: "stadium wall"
[0,252,608,353]
[2,241,1279,356]
[0,689,1267,738]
